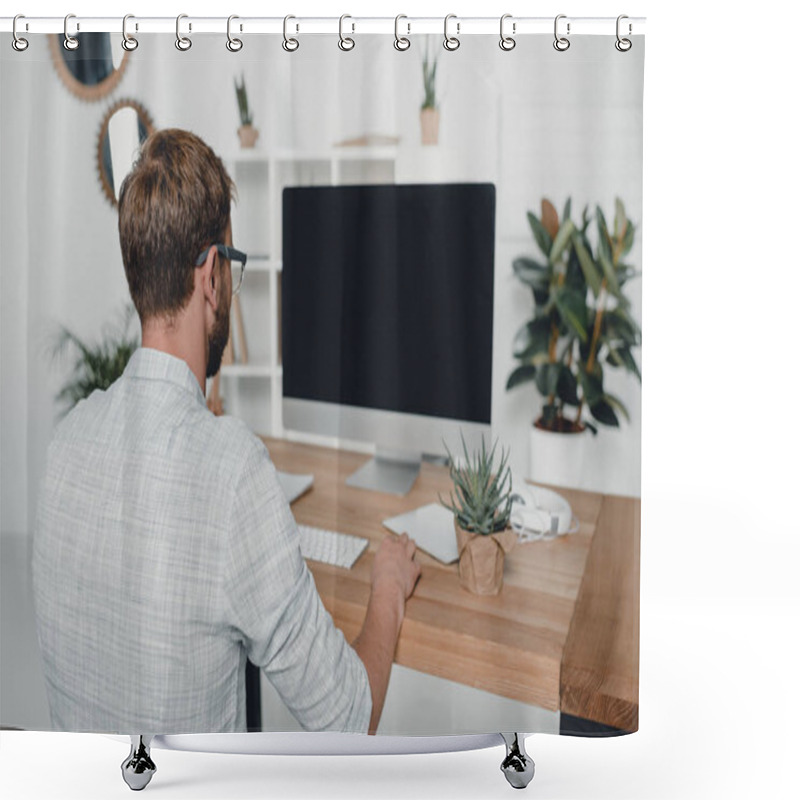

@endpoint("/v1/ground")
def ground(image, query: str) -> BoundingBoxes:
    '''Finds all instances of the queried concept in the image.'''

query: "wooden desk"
[262,436,639,731]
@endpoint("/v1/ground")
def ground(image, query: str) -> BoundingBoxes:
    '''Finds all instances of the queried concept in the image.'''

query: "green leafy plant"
[506,197,641,434]
[234,73,253,126]
[421,37,438,110]
[440,434,513,535]
[49,304,139,416]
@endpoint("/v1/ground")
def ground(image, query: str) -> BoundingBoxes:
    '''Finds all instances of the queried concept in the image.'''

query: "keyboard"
[297,524,369,569]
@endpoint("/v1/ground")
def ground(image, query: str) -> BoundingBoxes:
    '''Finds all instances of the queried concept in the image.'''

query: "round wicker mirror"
[96,99,155,208]
[49,33,129,102]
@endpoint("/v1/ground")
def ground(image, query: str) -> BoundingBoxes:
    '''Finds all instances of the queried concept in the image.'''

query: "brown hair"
[118,128,234,325]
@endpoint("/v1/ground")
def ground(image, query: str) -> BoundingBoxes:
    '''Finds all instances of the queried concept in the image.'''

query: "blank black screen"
[282,183,495,424]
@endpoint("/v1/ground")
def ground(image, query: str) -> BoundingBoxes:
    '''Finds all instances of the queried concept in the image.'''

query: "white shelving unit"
[217,146,398,436]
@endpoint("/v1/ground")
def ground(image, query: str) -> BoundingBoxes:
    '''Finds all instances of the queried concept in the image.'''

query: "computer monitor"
[282,182,496,495]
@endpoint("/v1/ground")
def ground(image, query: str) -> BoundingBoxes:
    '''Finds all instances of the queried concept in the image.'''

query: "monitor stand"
[346,448,422,496]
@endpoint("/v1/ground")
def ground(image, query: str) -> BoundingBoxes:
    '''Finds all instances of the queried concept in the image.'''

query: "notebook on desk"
[276,470,314,504]
[382,503,459,564]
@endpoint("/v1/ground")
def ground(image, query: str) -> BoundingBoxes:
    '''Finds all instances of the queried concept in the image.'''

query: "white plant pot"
[528,423,587,489]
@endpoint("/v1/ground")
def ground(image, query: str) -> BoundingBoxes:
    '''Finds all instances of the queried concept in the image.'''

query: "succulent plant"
[234,73,253,127]
[440,434,513,535]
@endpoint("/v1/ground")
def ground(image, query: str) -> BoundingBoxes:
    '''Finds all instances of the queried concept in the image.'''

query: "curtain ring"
[175,14,192,51]
[443,13,460,51]
[499,14,516,51]
[394,14,410,51]
[615,15,632,52]
[553,14,570,52]
[339,14,355,51]
[282,15,299,52]
[122,15,139,51]
[227,15,243,52]
[12,15,29,52]
[63,13,79,51]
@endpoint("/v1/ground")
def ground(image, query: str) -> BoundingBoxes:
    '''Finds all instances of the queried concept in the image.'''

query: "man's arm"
[352,532,420,735]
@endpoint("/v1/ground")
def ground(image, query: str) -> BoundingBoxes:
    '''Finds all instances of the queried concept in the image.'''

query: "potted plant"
[506,198,642,487]
[49,304,140,416]
[420,37,439,145]
[235,73,259,148]
[49,305,225,417]
[440,435,516,596]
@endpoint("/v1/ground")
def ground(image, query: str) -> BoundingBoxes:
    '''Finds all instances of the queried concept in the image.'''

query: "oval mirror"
[97,100,155,208]
[49,33,129,102]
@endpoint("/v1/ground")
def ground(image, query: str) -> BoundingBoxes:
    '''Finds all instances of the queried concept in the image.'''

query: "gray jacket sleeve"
[222,439,372,733]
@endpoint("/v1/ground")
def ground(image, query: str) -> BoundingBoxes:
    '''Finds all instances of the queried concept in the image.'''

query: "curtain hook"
[394,14,410,51]
[12,14,29,52]
[283,15,299,52]
[63,13,79,51]
[227,15,243,52]
[615,14,632,52]
[122,15,139,52]
[553,14,570,52]
[443,13,460,51]
[175,14,192,51]
[339,14,355,51]
[499,14,516,51]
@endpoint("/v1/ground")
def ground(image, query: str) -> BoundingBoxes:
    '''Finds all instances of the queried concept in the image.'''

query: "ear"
[199,246,219,312]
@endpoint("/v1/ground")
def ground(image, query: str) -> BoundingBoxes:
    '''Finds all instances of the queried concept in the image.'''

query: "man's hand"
[353,532,421,734]
[371,533,421,616]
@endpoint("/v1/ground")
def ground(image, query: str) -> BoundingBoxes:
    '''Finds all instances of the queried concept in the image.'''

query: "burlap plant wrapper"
[455,523,517,596]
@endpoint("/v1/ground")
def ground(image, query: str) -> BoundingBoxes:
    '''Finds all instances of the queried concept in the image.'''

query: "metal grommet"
[338,14,355,51]
[282,15,299,52]
[394,14,410,51]
[12,14,29,52]
[499,13,516,51]
[553,14,570,52]
[175,14,192,51]
[227,15,243,52]
[63,13,79,51]
[615,14,632,52]
[122,14,138,51]
[443,13,460,51]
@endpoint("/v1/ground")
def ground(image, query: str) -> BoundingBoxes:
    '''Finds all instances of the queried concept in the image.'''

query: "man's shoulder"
[51,387,111,440]
[50,377,267,474]
[203,413,265,458]
[196,412,273,483]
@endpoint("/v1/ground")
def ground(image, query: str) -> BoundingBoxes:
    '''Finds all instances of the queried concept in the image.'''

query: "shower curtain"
[0,20,643,745]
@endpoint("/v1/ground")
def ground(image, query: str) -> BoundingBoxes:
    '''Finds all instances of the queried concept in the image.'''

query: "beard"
[206,301,230,379]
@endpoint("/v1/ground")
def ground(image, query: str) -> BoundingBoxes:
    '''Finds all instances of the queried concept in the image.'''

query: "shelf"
[275,146,399,162]
[220,363,278,378]
[227,148,271,163]
[246,256,281,272]
[226,145,399,165]
[331,146,399,161]
[223,141,395,436]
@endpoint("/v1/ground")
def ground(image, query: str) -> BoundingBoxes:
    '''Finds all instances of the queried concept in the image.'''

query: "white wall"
[0,32,642,729]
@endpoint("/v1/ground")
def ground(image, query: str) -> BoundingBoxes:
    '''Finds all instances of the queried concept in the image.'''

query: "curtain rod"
[1,16,646,37]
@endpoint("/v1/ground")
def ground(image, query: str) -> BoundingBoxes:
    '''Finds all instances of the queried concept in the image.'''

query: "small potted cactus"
[234,73,259,148]
[440,435,516,596]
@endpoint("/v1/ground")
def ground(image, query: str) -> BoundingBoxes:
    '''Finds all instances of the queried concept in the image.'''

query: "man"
[32,128,420,735]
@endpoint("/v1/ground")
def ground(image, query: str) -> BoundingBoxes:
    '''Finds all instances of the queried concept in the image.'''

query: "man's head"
[118,129,235,377]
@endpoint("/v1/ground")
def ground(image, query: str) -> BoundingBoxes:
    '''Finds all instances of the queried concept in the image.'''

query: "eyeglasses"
[195,244,248,295]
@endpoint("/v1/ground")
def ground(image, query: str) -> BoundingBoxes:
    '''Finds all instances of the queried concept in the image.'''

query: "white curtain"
[1,30,643,732]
